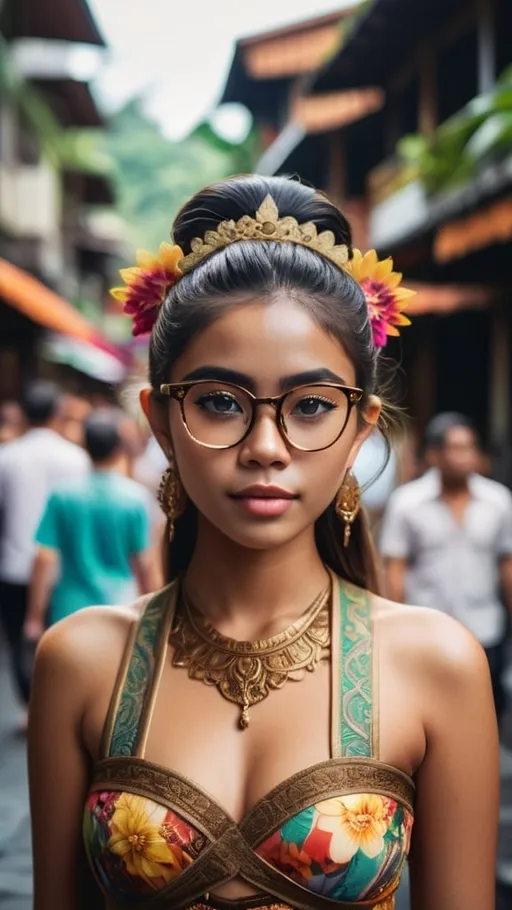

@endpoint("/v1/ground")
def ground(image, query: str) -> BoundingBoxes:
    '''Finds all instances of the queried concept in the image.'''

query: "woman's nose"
[238,407,292,468]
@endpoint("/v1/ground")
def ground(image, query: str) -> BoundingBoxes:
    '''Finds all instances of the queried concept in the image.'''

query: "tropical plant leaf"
[397,72,512,194]
[465,111,512,160]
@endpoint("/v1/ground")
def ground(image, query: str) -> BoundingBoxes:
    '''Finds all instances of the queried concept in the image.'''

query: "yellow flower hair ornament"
[110,243,184,337]
[345,249,415,349]
[111,196,415,346]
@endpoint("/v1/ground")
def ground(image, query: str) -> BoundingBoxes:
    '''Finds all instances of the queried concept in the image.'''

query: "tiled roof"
[1,0,105,46]
[33,79,103,128]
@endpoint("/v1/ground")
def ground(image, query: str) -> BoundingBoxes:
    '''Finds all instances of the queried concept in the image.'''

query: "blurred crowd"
[0,381,167,731]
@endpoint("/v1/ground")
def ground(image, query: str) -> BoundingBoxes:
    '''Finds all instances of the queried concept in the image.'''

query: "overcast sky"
[87,0,353,140]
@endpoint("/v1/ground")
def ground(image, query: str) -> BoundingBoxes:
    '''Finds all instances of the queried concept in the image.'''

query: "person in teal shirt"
[25,410,156,633]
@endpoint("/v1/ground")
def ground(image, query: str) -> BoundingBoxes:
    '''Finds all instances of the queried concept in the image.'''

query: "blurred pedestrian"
[0,381,88,723]
[25,409,156,639]
[56,393,93,447]
[381,412,512,723]
[0,400,25,445]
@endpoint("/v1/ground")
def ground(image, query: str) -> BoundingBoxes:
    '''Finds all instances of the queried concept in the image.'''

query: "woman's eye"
[292,396,337,417]
[195,393,243,415]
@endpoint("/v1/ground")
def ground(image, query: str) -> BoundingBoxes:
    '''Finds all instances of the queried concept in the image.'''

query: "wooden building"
[0,0,127,396]
[221,0,512,482]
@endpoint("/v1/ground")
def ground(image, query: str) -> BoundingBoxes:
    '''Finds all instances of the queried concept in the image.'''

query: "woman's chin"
[208,514,311,552]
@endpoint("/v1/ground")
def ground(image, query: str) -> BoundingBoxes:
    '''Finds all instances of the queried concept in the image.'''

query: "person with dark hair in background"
[381,411,512,724]
[24,409,156,639]
[0,381,88,723]
[28,178,498,910]
[0,400,25,445]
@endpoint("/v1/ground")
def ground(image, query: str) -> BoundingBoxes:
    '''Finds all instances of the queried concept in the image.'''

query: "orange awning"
[292,88,385,134]
[243,22,343,79]
[434,197,512,263]
[406,282,492,315]
[0,258,96,342]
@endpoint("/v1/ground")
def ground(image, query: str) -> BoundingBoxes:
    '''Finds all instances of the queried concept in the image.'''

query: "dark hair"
[425,412,477,450]
[84,410,122,462]
[21,380,61,426]
[149,175,394,593]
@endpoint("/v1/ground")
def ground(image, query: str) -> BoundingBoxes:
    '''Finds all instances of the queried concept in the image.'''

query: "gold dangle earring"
[335,470,361,548]
[157,461,187,541]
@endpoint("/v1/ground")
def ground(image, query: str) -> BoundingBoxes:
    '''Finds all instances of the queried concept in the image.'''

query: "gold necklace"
[170,583,331,729]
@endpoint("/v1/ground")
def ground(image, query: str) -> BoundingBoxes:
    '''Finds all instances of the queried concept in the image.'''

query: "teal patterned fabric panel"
[109,590,168,757]
[339,582,373,758]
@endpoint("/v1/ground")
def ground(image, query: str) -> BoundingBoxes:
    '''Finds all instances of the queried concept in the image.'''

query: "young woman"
[28,176,499,910]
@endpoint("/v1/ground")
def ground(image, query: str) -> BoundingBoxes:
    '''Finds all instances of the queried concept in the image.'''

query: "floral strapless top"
[84,578,415,910]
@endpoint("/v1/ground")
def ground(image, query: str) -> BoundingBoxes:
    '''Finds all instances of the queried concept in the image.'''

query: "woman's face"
[148,295,379,551]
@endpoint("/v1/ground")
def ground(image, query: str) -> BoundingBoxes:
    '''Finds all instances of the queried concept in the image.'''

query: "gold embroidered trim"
[330,574,342,759]
[239,851,401,910]
[90,755,414,844]
[107,587,173,757]
[91,758,232,841]
[241,758,414,844]
[186,903,395,910]
[88,755,409,910]
[371,590,380,760]
[187,905,291,910]
[144,826,244,910]
[99,618,138,760]
[136,585,176,757]
[340,583,374,757]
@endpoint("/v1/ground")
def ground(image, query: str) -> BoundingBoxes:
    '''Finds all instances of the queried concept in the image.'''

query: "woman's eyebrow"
[278,369,347,390]
[180,366,348,393]
[181,366,256,391]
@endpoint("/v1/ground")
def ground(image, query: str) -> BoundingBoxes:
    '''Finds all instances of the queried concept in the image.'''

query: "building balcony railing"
[367,150,512,253]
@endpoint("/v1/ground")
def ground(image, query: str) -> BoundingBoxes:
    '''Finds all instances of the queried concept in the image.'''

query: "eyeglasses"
[159,380,363,452]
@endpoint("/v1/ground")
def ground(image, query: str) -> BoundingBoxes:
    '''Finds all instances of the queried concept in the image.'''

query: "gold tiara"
[111,192,415,346]
[179,194,350,273]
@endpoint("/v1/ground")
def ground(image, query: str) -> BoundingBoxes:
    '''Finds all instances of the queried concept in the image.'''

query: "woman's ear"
[346,394,382,465]
[361,394,382,428]
[139,388,172,457]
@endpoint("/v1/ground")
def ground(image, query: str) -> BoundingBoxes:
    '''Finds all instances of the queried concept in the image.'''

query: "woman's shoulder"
[34,596,151,684]
[373,593,490,689]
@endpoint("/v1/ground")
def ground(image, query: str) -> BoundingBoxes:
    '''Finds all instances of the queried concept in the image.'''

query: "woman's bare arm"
[29,622,92,908]
[28,607,135,910]
[409,614,499,910]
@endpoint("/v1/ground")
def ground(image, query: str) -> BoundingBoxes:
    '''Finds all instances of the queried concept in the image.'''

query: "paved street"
[1,639,512,909]
[0,649,32,910]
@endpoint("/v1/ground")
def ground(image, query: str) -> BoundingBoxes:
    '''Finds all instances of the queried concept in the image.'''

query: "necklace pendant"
[239,703,250,730]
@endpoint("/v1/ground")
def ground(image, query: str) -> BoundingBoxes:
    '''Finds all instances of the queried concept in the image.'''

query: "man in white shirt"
[0,381,88,709]
[381,412,512,724]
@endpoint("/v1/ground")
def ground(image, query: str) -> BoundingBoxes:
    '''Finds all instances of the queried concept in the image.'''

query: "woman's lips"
[230,486,298,518]
[232,496,295,517]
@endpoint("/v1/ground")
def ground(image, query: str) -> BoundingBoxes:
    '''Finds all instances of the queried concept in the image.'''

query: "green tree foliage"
[87,99,259,252]
[398,66,512,195]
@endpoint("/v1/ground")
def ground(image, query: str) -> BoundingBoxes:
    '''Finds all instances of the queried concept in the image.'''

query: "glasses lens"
[281,385,350,450]
[182,382,253,447]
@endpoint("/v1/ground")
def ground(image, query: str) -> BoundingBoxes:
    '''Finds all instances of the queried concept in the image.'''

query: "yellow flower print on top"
[108,793,183,887]
[316,794,388,864]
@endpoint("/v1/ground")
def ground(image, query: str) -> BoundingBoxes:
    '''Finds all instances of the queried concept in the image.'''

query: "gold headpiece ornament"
[111,194,415,347]
[179,194,349,273]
